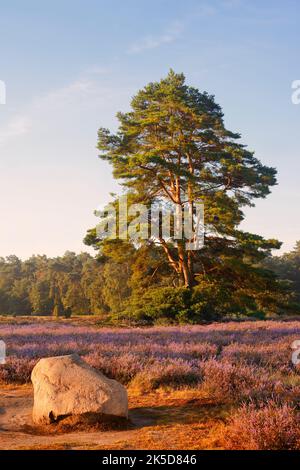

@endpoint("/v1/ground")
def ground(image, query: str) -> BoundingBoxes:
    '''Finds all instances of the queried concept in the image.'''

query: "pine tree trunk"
[177,243,195,288]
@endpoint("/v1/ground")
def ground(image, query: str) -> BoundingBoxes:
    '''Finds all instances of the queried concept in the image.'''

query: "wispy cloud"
[34,79,95,109]
[0,116,31,145]
[127,21,184,54]
[0,69,132,147]
[0,80,93,146]
[83,65,111,76]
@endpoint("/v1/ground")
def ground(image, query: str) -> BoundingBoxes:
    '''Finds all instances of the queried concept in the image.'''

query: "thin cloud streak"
[0,72,131,147]
[127,21,184,54]
[0,116,31,145]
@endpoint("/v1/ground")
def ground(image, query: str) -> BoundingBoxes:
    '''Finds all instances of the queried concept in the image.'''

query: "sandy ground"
[0,385,226,450]
[0,385,153,450]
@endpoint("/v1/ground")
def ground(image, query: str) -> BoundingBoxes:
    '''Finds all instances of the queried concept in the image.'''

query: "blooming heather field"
[1,319,300,449]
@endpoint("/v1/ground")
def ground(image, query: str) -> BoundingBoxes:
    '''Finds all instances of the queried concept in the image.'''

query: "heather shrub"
[200,359,275,402]
[85,352,144,384]
[129,359,202,392]
[165,341,218,360]
[225,401,300,450]
[0,319,299,396]
[0,357,37,384]
[222,342,292,371]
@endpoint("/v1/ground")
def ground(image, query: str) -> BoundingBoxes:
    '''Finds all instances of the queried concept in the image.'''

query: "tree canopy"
[85,70,291,321]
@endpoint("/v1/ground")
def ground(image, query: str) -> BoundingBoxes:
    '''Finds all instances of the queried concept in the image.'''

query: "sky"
[0,0,299,259]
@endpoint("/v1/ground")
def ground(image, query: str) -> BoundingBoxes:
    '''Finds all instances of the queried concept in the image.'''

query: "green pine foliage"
[84,71,294,321]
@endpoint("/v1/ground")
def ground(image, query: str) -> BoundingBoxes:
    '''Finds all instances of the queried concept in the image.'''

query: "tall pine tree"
[84,71,293,320]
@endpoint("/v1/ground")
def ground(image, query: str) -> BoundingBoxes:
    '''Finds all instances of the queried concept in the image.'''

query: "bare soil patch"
[0,385,226,450]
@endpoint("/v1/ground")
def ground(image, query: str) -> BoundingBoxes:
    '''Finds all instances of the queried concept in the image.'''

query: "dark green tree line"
[0,252,108,317]
[0,243,299,321]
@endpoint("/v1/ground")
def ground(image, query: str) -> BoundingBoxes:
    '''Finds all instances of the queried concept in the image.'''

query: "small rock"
[31,353,128,424]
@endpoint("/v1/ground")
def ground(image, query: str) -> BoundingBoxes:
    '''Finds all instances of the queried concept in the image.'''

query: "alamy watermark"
[291,80,300,105]
[0,80,6,104]
[291,340,300,365]
[0,340,6,364]
[95,195,205,250]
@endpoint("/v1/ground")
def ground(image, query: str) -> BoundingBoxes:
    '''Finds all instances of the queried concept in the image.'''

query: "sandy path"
[0,386,148,450]
[0,386,224,450]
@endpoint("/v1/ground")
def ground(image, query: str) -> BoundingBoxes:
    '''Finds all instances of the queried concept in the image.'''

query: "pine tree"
[94,70,280,293]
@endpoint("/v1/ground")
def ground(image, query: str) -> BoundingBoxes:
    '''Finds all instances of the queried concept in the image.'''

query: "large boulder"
[31,353,128,424]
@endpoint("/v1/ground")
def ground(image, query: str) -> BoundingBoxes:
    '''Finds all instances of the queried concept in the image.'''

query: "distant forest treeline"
[0,252,104,317]
[0,242,300,321]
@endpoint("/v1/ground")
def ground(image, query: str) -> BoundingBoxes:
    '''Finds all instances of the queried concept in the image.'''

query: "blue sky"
[0,0,299,258]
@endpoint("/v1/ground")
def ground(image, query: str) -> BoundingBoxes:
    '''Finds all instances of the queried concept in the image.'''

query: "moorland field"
[1,318,300,450]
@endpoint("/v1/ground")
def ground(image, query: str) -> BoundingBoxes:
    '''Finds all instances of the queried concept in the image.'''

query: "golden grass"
[5,387,232,450]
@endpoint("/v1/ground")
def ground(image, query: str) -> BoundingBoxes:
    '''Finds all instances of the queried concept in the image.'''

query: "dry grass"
[21,413,131,435]
[5,386,300,450]
[87,389,230,450]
